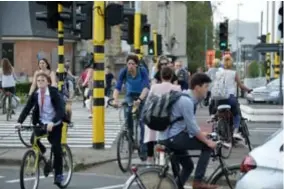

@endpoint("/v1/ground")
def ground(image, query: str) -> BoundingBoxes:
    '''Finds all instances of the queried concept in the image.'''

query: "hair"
[190,73,211,90]
[223,55,233,69]
[126,54,139,65]
[157,55,169,70]
[36,72,52,84]
[38,58,51,70]
[213,58,220,68]
[2,58,13,75]
[160,66,173,81]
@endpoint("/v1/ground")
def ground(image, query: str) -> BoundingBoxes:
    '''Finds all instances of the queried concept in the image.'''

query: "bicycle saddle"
[217,104,231,110]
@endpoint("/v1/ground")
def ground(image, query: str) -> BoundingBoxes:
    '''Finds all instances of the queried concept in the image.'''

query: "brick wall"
[14,40,73,77]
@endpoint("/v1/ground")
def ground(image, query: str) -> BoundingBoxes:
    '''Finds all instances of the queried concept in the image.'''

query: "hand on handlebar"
[207,140,217,150]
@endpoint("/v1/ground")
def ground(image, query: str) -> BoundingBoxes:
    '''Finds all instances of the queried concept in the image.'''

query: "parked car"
[235,122,283,189]
[246,78,283,104]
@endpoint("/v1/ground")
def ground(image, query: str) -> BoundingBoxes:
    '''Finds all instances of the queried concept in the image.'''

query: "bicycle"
[17,113,34,147]
[16,124,73,189]
[123,132,241,189]
[2,91,14,121]
[108,98,143,173]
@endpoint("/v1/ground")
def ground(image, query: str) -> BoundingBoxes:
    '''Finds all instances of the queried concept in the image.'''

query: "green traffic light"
[220,42,226,47]
[143,36,148,43]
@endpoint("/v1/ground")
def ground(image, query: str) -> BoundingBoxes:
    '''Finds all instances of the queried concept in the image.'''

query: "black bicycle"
[123,132,241,189]
[108,98,143,173]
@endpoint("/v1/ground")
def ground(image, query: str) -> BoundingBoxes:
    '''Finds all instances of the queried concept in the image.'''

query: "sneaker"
[54,174,64,185]
[88,114,92,119]
[233,132,244,141]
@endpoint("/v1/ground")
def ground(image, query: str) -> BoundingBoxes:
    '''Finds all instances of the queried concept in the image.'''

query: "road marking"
[0,176,4,179]
[91,184,124,189]
[6,174,53,183]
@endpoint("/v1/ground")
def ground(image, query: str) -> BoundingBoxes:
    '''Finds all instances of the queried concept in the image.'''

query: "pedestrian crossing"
[0,102,123,148]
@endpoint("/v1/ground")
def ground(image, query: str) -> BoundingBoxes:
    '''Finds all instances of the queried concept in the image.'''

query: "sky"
[213,0,281,38]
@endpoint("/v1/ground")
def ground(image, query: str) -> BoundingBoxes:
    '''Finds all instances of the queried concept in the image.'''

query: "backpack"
[211,70,229,100]
[143,90,191,131]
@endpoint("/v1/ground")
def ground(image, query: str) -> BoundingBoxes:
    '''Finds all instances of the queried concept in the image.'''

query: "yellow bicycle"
[16,124,73,189]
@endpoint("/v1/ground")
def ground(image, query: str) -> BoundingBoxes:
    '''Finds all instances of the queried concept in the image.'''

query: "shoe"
[233,132,244,141]
[54,174,64,186]
[192,180,218,189]
[88,114,92,119]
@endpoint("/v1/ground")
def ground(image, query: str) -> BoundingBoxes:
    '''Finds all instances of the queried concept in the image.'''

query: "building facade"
[0,1,76,77]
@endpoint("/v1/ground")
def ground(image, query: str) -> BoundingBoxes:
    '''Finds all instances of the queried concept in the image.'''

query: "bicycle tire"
[20,150,40,189]
[123,167,178,189]
[6,95,11,121]
[117,130,132,173]
[209,164,240,189]
[18,128,32,148]
[58,144,73,188]
[217,119,233,159]
[240,120,252,151]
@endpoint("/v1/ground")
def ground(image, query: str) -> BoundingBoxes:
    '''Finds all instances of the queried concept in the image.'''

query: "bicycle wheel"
[20,150,40,189]
[124,167,178,189]
[117,130,132,173]
[217,119,233,159]
[240,119,252,151]
[6,95,11,121]
[209,164,241,189]
[18,126,33,148]
[58,144,73,188]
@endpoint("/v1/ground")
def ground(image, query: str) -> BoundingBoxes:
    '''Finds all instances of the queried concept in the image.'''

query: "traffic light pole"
[265,33,271,82]
[92,1,105,149]
[279,43,283,105]
[153,30,158,62]
[57,3,67,145]
[134,1,142,60]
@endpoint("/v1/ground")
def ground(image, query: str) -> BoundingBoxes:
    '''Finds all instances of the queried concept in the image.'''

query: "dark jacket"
[17,86,65,125]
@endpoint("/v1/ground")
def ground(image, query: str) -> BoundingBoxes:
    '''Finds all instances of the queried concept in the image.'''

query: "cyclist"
[159,73,218,189]
[211,55,252,140]
[17,72,65,185]
[112,54,150,159]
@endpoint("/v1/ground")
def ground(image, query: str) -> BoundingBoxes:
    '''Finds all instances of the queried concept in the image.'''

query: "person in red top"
[78,68,89,107]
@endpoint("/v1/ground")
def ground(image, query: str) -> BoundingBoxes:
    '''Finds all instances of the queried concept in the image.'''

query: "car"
[235,122,283,189]
[246,78,283,104]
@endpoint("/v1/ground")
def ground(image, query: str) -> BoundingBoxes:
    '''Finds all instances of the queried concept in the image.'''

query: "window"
[2,43,14,66]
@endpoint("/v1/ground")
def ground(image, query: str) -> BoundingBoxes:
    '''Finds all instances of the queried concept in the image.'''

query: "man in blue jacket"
[112,54,149,160]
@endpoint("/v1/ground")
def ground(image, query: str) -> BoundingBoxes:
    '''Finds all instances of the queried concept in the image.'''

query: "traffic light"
[35,2,58,29]
[258,34,266,43]
[278,1,283,38]
[70,2,87,36]
[148,40,154,55]
[80,1,93,40]
[121,8,134,44]
[141,24,150,45]
[157,34,162,56]
[219,20,229,51]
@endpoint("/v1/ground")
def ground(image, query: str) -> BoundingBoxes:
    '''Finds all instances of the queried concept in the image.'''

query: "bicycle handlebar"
[107,98,129,108]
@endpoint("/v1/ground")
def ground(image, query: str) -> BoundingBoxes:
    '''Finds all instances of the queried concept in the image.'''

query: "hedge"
[16,82,32,95]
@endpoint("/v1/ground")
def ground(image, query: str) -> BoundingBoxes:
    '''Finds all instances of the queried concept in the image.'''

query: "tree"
[186,1,214,71]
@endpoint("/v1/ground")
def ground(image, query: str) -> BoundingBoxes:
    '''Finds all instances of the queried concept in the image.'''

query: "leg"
[30,131,46,154]
[124,96,134,138]
[174,150,194,186]
[227,95,240,131]
[48,125,63,179]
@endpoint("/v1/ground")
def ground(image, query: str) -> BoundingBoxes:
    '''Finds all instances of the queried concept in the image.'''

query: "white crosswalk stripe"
[0,102,123,148]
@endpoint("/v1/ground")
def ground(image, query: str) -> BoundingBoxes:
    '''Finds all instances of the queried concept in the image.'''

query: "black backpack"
[143,90,191,131]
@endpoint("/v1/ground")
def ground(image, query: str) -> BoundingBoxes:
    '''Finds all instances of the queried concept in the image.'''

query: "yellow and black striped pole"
[273,40,281,79]
[92,1,105,149]
[134,1,142,60]
[265,33,271,82]
[57,3,67,144]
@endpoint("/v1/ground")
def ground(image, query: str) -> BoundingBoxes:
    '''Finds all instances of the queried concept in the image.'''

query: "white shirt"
[2,74,16,88]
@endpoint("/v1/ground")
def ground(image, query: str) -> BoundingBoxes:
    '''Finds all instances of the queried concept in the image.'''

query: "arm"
[180,97,211,145]
[28,71,38,96]
[17,93,35,124]
[113,69,126,101]
[139,68,150,100]
[235,73,251,92]
[50,71,57,87]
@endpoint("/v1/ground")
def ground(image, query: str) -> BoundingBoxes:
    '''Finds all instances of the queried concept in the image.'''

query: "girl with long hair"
[2,58,16,94]
[28,58,57,95]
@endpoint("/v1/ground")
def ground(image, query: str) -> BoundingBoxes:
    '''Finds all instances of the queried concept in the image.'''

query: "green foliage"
[16,82,31,95]
[215,50,222,59]
[247,61,261,78]
[186,1,214,69]
[259,63,265,77]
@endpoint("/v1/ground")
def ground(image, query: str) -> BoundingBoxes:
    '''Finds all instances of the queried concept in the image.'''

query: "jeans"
[124,94,146,154]
[30,124,63,176]
[162,132,212,186]
[209,94,240,129]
